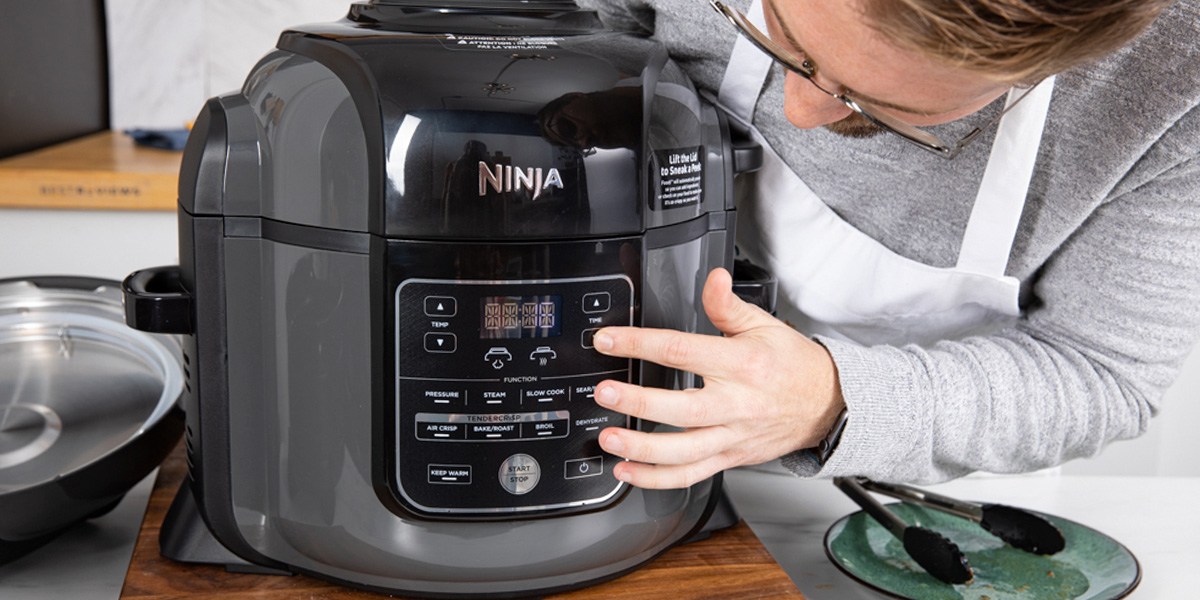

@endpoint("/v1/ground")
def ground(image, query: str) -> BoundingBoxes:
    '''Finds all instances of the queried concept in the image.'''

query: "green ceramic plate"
[824,503,1140,600]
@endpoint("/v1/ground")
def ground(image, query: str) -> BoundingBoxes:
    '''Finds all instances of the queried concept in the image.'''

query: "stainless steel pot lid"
[0,279,182,492]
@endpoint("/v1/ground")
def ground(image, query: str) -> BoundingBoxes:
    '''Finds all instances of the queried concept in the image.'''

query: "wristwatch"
[808,407,848,466]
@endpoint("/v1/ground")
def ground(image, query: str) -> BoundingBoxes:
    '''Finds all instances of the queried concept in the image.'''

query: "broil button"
[498,453,540,495]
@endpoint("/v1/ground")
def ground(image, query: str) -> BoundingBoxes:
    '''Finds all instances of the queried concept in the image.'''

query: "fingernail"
[596,385,618,407]
[614,467,632,483]
[603,432,625,453]
[593,331,613,352]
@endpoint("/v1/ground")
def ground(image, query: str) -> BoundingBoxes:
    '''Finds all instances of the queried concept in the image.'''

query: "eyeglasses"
[709,0,1041,159]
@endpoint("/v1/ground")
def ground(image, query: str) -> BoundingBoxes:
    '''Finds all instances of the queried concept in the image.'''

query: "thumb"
[702,267,773,337]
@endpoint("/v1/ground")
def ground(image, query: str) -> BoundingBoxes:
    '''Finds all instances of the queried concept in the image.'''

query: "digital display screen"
[481,295,562,339]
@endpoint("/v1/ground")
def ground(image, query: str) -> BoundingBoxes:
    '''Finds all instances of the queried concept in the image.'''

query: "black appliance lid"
[347,0,602,34]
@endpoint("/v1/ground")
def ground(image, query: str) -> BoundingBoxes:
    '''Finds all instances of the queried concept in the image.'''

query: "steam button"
[498,453,540,495]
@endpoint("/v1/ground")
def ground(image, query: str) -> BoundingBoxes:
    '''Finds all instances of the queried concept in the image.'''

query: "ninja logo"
[478,162,564,200]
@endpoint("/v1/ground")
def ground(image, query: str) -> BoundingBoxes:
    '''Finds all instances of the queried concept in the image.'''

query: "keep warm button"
[498,453,540,495]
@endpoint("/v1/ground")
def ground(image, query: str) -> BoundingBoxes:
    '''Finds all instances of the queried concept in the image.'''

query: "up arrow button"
[582,292,610,314]
[424,296,457,317]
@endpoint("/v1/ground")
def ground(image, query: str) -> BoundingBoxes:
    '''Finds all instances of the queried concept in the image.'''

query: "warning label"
[441,34,563,51]
[653,146,704,210]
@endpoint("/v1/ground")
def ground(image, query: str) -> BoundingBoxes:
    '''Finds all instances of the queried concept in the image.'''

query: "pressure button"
[498,453,540,495]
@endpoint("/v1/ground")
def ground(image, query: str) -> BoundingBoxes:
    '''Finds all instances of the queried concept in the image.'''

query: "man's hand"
[592,267,845,489]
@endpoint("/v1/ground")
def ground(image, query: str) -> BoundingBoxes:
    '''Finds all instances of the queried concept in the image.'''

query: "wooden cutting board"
[120,444,804,599]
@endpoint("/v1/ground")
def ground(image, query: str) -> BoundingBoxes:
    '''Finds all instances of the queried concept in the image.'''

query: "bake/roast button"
[498,454,540,495]
[467,422,520,440]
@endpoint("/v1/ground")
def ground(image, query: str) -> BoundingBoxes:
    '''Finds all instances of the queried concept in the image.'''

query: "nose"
[781,71,854,129]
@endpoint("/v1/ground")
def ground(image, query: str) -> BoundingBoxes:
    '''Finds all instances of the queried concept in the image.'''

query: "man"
[575,0,1199,486]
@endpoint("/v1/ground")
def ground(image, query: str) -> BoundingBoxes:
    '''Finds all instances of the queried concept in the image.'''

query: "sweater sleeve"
[575,0,657,36]
[783,151,1200,483]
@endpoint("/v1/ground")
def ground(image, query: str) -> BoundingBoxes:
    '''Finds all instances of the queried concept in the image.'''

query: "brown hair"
[860,0,1174,84]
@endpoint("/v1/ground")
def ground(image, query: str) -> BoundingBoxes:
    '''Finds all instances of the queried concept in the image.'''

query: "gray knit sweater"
[578,0,1200,482]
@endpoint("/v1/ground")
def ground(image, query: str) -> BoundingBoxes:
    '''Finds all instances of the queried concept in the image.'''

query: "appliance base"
[158,478,740,575]
[158,479,290,576]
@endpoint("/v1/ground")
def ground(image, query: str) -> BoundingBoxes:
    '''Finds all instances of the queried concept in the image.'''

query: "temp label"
[442,34,563,51]
[653,146,704,210]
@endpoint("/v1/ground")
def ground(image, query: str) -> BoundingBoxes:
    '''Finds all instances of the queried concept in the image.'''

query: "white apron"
[720,0,1055,347]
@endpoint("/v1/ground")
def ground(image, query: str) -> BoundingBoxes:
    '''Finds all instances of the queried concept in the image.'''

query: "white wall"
[105,0,348,129]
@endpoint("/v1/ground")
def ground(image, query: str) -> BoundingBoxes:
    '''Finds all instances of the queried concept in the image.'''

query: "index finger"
[592,326,730,377]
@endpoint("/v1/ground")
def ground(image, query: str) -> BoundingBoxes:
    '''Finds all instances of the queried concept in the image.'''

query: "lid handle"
[123,267,193,334]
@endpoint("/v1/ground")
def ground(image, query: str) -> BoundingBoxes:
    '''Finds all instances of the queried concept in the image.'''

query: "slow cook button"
[428,464,472,485]
[499,453,540,495]
[564,456,604,480]
[467,422,520,440]
[416,421,465,441]
[523,419,568,439]
[523,386,568,405]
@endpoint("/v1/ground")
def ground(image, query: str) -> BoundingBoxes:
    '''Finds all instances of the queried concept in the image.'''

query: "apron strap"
[717,0,773,123]
[955,76,1056,276]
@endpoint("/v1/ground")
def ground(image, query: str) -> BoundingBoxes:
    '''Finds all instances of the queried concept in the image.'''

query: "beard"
[824,111,884,139]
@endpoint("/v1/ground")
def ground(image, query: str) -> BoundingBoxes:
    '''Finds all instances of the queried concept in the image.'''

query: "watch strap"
[810,407,848,466]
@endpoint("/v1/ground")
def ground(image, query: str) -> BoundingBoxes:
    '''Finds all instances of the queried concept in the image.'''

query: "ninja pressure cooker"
[124,1,761,596]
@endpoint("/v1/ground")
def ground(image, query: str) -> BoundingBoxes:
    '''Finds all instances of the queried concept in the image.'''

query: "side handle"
[123,266,193,334]
[728,119,763,174]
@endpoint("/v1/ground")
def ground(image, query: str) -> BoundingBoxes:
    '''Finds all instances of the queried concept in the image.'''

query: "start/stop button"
[498,453,540,495]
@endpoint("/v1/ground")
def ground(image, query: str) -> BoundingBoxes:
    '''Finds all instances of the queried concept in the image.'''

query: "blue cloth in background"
[124,128,190,151]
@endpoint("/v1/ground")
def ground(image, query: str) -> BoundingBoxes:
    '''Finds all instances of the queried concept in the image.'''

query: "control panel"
[393,275,633,516]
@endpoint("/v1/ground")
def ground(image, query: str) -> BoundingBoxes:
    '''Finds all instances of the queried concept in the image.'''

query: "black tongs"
[833,476,1066,585]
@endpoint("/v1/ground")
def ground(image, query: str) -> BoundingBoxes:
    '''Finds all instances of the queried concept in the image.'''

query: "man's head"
[863,0,1173,86]
[756,0,1172,144]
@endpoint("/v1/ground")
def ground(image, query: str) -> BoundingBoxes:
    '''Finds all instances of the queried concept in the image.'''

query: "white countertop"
[725,464,1200,599]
